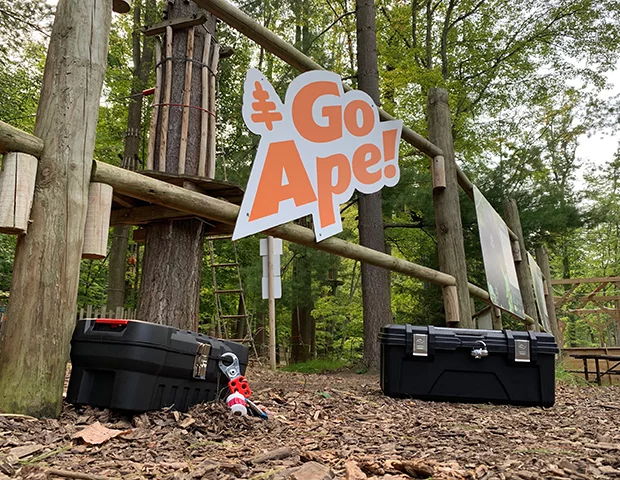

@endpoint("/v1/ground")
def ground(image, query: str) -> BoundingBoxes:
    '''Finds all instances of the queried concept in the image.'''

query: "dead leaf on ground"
[72,421,131,445]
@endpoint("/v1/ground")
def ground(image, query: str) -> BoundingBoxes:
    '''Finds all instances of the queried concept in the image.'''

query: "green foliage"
[282,357,349,374]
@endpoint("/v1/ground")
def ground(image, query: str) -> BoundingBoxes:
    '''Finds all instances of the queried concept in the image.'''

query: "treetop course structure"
[0,0,559,417]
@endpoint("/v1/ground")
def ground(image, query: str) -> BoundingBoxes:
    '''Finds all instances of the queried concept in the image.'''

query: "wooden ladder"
[207,235,259,358]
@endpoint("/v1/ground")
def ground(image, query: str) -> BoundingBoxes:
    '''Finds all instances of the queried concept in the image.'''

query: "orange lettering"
[352,144,382,184]
[344,100,374,137]
[249,140,317,221]
[316,154,351,228]
[292,81,342,143]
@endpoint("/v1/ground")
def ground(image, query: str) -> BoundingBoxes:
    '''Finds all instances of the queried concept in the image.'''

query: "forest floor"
[1,366,620,480]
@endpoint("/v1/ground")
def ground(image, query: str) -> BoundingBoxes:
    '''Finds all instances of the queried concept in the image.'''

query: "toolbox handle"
[88,318,130,333]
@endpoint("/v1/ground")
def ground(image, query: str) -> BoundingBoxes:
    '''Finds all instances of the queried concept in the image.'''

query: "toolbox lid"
[379,324,558,358]
[73,319,222,357]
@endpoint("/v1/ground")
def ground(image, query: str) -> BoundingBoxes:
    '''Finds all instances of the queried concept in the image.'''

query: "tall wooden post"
[0,0,111,417]
[427,88,472,328]
[503,199,539,331]
[535,246,562,344]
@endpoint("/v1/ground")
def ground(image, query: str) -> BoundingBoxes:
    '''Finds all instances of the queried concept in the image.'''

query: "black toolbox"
[67,319,248,412]
[379,325,558,407]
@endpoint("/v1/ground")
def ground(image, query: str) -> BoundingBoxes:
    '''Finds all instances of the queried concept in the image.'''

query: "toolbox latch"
[412,334,428,357]
[514,339,530,362]
[193,342,211,379]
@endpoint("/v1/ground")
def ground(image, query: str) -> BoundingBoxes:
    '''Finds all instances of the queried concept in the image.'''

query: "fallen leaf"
[72,421,131,445]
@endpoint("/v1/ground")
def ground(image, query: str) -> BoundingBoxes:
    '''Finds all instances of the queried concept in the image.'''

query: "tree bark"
[356,0,392,371]
[108,0,156,312]
[503,199,539,331]
[0,0,111,417]
[138,1,216,330]
[427,88,473,328]
[290,246,313,363]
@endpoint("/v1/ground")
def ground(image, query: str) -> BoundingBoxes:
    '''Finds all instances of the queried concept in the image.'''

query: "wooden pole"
[146,38,162,171]
[158,26,173,171]
[267,235,276,370]
[0,152,38,234]
[82,183,113,260]
[92,161,457,288]
[503,198,539,331]
[536,246,562,343]
[427,88,470,327]
[198,34,212,177]
[178,27,195,175]
[0,121,44,158]
[206,43,220,179]
[0,0,111,418]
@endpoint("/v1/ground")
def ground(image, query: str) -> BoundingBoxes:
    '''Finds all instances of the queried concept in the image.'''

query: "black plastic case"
[379,325,558,407]
[67,319,248,412]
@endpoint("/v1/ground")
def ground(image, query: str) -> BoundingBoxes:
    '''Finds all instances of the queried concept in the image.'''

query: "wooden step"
[220,314,249,319]
[214,289,243,294]
[212,262,238,268]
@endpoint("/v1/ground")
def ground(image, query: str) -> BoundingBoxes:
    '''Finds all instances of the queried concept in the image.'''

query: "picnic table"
[570,354,620,386]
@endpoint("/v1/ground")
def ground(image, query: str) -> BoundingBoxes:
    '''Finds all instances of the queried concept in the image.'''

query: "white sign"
[233,69,403,242]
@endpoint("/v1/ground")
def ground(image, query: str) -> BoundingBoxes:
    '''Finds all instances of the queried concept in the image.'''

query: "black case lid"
[72,319,230,358]
[379,324,558,356]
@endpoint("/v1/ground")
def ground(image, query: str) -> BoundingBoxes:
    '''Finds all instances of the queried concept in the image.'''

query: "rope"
[155,56,216,75]
[151,102,216,118]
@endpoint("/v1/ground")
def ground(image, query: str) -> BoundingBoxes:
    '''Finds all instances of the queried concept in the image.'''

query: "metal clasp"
[218,352,241,380]
[412,334,428,356]
[193,342,211,379]
[514,339,530,362]
[471,340,488,359]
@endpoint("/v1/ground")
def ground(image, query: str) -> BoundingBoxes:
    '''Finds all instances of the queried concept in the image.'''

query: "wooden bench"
[570,354,620,386]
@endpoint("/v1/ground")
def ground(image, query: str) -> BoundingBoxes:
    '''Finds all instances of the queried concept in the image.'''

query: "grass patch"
[282,358,349,374]
[555,361,588,386]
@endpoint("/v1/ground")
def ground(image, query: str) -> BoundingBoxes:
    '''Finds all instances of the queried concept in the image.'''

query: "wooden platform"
[111,170,244,238]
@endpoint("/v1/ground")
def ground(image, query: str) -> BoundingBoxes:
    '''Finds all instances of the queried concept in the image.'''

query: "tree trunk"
[0,0,111,417]
[108,0,156,312]
[138,1,216,330]
[427,88,473,328]
[356,0,392,372]
[290,249,313,363]
[138,219,204,330]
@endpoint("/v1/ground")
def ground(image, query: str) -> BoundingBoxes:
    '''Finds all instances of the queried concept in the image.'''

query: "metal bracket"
[193,342,211,379]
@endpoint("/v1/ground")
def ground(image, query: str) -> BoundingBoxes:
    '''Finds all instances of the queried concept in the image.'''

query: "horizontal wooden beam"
[110,205,195,225]
[551,276,620,285]
[142,13,207,36]
[569,308,619,318]
[92,160,457,287]
[0,121,44,158]
[555,295,620,303]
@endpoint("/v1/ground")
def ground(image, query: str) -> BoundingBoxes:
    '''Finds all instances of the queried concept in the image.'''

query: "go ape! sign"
[233,69,403,242]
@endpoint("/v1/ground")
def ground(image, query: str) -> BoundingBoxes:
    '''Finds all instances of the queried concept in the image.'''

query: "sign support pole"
[267,235,277,370]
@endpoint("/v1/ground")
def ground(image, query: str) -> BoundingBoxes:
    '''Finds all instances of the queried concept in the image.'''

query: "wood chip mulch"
[1,367,619,479]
